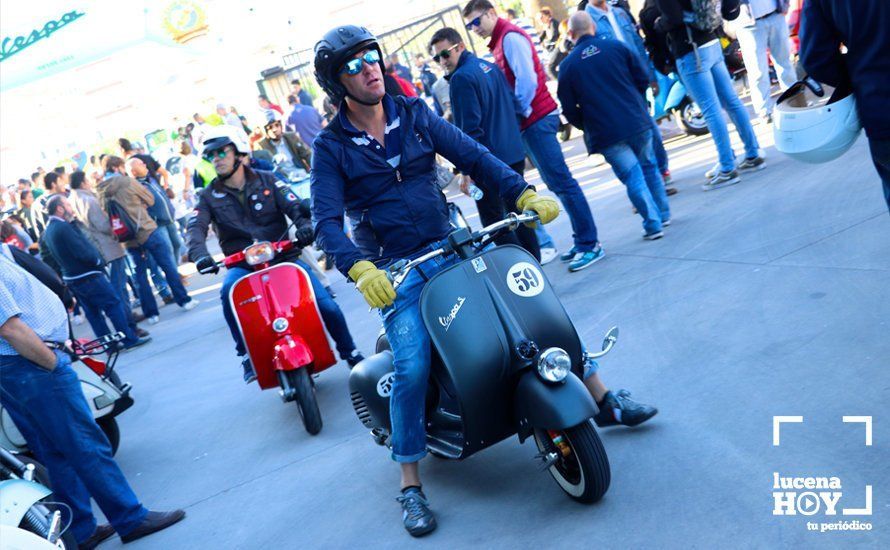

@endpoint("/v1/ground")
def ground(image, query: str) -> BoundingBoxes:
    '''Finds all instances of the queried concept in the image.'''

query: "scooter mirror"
[601,326,619,351]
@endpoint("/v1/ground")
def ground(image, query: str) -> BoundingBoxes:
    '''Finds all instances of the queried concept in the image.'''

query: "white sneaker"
[539,247,558,265]
[147,316,160,325]
[181,298,199,311]
[72,314,85,326]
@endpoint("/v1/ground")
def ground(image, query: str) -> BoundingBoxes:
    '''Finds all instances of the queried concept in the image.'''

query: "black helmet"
[314,25,385,105]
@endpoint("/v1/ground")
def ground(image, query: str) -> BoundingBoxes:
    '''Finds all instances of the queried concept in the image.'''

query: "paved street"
[87,119,889,549]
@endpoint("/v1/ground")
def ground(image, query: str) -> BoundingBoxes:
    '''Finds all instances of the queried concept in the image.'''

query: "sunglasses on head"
[465,15,482,30]
[340,49,381,76]
[432,44,460,63]
[203,147,230,161]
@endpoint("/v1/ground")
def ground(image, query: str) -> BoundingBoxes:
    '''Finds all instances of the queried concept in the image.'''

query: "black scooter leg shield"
[514,371,599,442]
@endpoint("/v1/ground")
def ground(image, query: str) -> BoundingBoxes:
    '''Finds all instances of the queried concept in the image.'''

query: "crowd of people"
[2,0,888,547]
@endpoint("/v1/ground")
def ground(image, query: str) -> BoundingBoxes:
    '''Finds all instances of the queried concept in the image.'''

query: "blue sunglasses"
[465,16,482,30]
[340,50,381,76]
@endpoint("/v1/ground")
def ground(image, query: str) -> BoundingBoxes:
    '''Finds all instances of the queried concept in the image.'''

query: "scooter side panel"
[230,263,336,391]
[419,246,585,457]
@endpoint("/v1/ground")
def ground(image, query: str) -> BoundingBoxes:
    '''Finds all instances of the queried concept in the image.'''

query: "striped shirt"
[339,95,402,168]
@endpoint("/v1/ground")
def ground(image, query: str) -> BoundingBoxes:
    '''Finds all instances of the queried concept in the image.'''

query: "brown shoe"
[136,327,150,338]
[666,187,679,196]
[79,524,115,550]
[132,312,147,323]
[162,295,175,305]
[120,510,186,544]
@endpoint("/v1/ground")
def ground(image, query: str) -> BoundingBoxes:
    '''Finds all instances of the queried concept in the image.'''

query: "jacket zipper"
[395,169,402,182]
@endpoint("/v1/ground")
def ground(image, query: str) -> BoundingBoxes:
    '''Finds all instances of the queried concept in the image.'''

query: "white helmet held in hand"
[773,78,862,164]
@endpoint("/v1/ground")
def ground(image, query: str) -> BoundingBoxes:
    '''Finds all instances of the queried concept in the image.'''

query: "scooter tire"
[289,369,323,435]
[676,98,710,136]
[535,420,610,504]
[96,416,121,456]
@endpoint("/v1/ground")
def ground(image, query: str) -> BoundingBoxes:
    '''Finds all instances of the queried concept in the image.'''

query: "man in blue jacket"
[430,26,539,259]
[312,24,655,537]
[312,25,559,537]
[41,195,150,349]
[585,0,672,184]
[800,0,890,212]
[559,11,671,239]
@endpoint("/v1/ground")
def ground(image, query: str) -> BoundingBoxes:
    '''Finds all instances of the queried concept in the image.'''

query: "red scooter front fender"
[273,335,313,373]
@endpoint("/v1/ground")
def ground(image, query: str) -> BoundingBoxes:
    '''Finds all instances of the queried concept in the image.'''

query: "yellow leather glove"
[348,260,396,310]
[516,188,559,226]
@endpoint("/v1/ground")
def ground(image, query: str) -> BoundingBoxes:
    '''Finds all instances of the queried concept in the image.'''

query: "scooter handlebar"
[387,212,540,291]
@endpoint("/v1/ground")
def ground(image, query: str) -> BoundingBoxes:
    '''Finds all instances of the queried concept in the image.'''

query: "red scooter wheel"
[287,369,323,435]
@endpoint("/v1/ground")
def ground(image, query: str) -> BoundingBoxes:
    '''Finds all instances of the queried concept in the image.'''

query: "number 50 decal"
[506,262,545,297]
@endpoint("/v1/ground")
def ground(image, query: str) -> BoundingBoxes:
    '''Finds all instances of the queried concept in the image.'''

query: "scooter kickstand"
[534,451,559,471]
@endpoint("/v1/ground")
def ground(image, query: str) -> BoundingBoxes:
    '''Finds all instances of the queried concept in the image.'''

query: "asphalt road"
[84,119,889,549]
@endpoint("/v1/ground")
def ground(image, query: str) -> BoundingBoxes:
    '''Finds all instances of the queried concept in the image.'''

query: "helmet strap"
[217,155,246,181]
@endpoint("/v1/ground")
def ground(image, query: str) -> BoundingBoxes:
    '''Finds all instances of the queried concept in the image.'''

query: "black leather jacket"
[186,166,310,262]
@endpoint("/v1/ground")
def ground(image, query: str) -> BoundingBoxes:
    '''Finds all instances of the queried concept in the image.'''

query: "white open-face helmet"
[773,78,862,164]
[202,124,250,156]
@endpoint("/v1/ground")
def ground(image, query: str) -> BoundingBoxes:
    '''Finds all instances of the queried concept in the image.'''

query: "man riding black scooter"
[311,25,657,537]
[186,126,364,383]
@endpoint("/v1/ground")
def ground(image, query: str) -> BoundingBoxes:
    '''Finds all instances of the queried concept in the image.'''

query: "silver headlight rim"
[537,347,570,383]
[272,317,289,333]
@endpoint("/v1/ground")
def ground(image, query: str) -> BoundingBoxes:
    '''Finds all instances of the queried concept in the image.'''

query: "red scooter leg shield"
[229,263,337,390]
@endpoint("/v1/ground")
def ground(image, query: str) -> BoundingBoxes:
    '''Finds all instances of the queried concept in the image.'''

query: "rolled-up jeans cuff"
[392,449,428,464]
[583,358,600,379]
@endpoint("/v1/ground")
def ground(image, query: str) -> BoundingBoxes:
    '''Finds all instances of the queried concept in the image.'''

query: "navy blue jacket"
[42,218,104,280]
[557,35,651,153]
[447,50,525,166]
[800,0,890,139]
[311,95,529,277]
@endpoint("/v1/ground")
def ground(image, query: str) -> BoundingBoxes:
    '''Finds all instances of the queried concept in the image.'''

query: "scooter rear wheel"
[676,97,710,136]
[534,420,610,503]
[288,369,323,435]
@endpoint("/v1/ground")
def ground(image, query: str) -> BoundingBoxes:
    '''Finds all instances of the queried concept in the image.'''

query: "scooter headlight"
[537,348,571,383]
[244,242,275,265]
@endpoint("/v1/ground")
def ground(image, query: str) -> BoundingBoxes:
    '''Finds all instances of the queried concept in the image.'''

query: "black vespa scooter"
[349,213,620,503]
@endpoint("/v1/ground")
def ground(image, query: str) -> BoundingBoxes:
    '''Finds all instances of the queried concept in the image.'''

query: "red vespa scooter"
[200,240,337,434]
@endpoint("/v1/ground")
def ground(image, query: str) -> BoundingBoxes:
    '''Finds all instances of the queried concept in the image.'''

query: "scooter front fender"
[664,79,688,112]
[514,371,599,442]
[273,335,313,372]
[0,479,51,527]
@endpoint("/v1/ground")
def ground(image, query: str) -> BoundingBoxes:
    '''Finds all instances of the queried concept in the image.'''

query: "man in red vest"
[464,0,604,273]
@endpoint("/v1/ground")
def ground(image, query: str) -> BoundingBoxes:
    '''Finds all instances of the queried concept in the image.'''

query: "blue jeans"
[676,41,760,172]
[220,260,356,359]
[0,352,148,542]
[651,117,669,173]
[162,222,183,266]
[380,252,459,463]
[67,274,139,345]
[534,223,555,249]
[108,257,130,308]
[128,229,192,317]
[601,129,671,235]
[522,113,599,251]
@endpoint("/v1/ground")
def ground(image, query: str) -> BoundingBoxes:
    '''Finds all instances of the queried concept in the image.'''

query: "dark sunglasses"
[203,147,230,161]
[465,15,482,30]
[340,50,381,76]
[432,44,460,63]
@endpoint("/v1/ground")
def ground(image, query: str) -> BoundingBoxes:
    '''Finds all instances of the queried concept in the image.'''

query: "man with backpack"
[655,0,766,190]
[97,156,198,326]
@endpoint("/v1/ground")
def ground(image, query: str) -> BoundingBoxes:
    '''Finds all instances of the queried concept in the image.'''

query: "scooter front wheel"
[534,420,610,503]
[287,368,323,435]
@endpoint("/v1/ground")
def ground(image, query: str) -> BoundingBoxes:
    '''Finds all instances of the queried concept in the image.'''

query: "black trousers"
[474,161,541,261]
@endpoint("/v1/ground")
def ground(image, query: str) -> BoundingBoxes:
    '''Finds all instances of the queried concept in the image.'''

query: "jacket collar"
[444,50,474,81]
[338,94,398,137]
[488,17,510,49]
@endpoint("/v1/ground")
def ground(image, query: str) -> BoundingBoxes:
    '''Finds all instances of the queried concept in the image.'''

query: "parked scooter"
[647,69,709,136]
[350,213,615,502]
[0,333,133,456]
[0,447,78,548]
[198,237,337,435]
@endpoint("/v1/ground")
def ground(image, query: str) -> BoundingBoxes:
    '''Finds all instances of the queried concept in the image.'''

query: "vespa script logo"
[438,296,466,332]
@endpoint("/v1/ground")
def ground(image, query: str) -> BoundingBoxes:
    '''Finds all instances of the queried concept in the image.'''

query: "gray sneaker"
[704,163,721,180]
[397,487,437,537]
[737,156,766,171]
[702,170,740,191]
